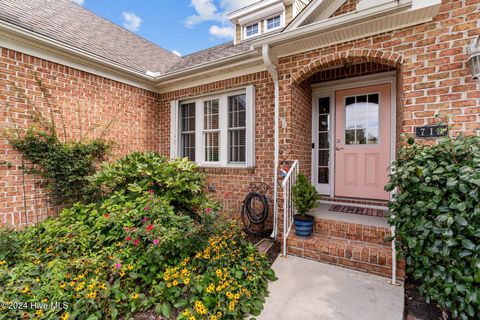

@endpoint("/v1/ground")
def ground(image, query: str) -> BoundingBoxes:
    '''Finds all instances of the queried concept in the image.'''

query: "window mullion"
[195,99,203,164]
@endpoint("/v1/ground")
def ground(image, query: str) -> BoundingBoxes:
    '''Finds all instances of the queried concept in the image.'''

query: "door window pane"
[318,97,330,184]
[345,94,379,145]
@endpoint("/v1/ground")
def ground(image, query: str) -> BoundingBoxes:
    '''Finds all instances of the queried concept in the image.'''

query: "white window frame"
[170,86,256,168]
[243,22,261,40]
[264,13,284,33]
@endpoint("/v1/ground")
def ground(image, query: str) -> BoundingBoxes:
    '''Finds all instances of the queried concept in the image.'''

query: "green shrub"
[0,153,275,320]
[91,152,215,218]
[386,136,480,319]
[292,173,320,215]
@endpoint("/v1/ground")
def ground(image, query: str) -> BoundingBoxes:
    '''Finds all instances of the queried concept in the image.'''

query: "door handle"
[336,147,344,151]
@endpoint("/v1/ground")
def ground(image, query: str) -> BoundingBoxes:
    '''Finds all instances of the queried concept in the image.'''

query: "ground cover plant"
[0,153,276,320]
[386,136,480,320]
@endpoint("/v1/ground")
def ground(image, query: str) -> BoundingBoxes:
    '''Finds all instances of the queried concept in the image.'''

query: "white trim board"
[311,72,397,201]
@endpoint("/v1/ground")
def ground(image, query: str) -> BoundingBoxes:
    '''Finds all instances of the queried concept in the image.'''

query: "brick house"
[1,0,479,279]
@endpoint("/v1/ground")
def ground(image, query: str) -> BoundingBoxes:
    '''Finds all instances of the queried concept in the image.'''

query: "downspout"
[262,44,280,240]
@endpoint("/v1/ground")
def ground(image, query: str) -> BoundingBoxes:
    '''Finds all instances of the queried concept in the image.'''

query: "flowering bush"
[0,153,275,319]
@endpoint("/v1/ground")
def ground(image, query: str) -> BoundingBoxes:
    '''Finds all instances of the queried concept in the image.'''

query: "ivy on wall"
[2,73,112,206]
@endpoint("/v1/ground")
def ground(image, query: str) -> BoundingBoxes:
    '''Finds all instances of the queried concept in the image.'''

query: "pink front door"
[334,84,391,201]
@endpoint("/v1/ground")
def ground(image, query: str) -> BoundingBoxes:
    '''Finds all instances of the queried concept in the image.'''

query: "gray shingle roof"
[0,0,181,75]
[167,41,254,74]
[0,0,257,77]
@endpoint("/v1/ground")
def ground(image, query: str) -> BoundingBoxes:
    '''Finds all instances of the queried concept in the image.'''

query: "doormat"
[329,205,385,217]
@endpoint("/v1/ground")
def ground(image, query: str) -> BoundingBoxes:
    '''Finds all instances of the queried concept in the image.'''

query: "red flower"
[146,225,154,232]
[125,236,132,242]
[205,207,213,214]
[124,227,130,232]
[142,217,149,222]
[144,206,151,211]
[103,214,110,219]
[148,189,155,195]
[133,239,140,246]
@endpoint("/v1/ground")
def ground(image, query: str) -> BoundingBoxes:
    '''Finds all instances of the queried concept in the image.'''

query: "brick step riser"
[287,237,405,279]
[313,219,391,245]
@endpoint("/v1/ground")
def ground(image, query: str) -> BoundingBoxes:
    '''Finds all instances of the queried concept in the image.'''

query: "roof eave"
[153,49,262,84]
[0,20,155,82]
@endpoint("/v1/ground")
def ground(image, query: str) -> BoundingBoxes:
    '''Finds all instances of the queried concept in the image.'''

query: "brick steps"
[287,216,405,279]
[314,217,390,245]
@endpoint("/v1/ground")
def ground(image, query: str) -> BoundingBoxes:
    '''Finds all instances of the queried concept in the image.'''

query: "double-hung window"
[170,86,255,167]
[203,99,220,162]
[244,23,259,39]
[180,102,196,161]
[265,15,282,31]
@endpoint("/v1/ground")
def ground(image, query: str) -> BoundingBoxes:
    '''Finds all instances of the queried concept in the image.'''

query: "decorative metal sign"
[415,125,448,138]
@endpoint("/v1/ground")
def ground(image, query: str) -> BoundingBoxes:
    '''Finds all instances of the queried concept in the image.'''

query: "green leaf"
[462,239,475,251]
[110,307,118,320]
[161,302,171,318]
[454,215,468,227]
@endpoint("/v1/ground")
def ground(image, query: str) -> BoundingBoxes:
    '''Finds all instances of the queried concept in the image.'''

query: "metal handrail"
[282,160,299,257]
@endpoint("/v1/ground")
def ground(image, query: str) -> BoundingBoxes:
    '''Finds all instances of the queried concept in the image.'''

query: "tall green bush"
[386,136,480,319]
[292,173,320,215]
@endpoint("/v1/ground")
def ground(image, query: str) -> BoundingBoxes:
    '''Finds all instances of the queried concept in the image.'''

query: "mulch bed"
[404,276,448,320]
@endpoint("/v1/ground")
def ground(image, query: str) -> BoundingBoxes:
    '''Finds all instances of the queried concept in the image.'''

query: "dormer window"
[244,23,260,39]
[265,15,282,31]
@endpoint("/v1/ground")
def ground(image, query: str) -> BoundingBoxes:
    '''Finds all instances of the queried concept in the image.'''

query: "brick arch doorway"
[288,55,402,203]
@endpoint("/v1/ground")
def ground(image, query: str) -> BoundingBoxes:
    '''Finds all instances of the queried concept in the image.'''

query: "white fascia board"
[0,20,157,86]
[238,3,285,26]
[253,0,416,48]
[228,0,283,22]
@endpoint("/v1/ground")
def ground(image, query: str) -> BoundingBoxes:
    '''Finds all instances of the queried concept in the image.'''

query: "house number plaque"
[415,125,448,138]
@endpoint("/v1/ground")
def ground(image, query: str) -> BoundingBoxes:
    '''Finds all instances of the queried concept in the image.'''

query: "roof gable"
[285,0,346,30]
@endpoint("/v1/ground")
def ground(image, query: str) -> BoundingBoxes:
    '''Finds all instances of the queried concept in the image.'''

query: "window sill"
[198,163,255,169]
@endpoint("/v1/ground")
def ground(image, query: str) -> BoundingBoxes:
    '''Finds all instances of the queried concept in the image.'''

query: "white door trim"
[311,72,397,200]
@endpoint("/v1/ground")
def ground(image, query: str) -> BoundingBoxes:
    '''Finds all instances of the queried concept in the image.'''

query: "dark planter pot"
[294,214,315,237]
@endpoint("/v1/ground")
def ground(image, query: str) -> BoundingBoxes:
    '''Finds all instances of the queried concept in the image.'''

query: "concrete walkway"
[257,256,404,320]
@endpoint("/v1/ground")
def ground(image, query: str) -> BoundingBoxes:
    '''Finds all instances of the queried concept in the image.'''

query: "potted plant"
[292,173,320,237]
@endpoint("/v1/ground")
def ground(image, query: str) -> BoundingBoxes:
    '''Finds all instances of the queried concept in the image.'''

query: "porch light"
[467,36,480,80]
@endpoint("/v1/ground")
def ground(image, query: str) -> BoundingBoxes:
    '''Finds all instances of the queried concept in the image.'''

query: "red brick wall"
[331,0,358,17]
[159,72,276,219]
[0,48,163,227]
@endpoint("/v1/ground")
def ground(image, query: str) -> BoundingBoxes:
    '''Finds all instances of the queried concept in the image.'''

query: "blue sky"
[73,0,258,56]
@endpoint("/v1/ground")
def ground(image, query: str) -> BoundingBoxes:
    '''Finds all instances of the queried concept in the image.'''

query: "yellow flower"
[0,260,6,266]
[35,277,40,283]
[35,309,44,316]
[234,293,240,300]
[173,280,179,286]
[131,293,139,299]
[127,264,134,271]
[206,284,215,293]
[226,292,234,299]
[189,316,196,320]
[183,278,190,285]
[194,301,207,315]
[215,269,222,277]
[60,282,67,288]
[167,283,172,288]
[42,298,48,303]
[60,312,70,320]
[229,301,235,311]
[216,311,222,317]
[210,316,218,320]
[20,286,30,294]
[119,270,126,277]
[69,281,76,287]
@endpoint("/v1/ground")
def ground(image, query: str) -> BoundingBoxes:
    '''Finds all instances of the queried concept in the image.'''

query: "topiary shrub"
[292,173,320,216]
[386,136,480,319]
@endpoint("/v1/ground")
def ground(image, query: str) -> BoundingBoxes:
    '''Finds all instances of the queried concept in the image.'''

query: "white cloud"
[70,0,85,5]
[184,0,258,28]
[209,25,234,39]
[185,0,221,27]
[122,12,142,32]
[172,50,182,57]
